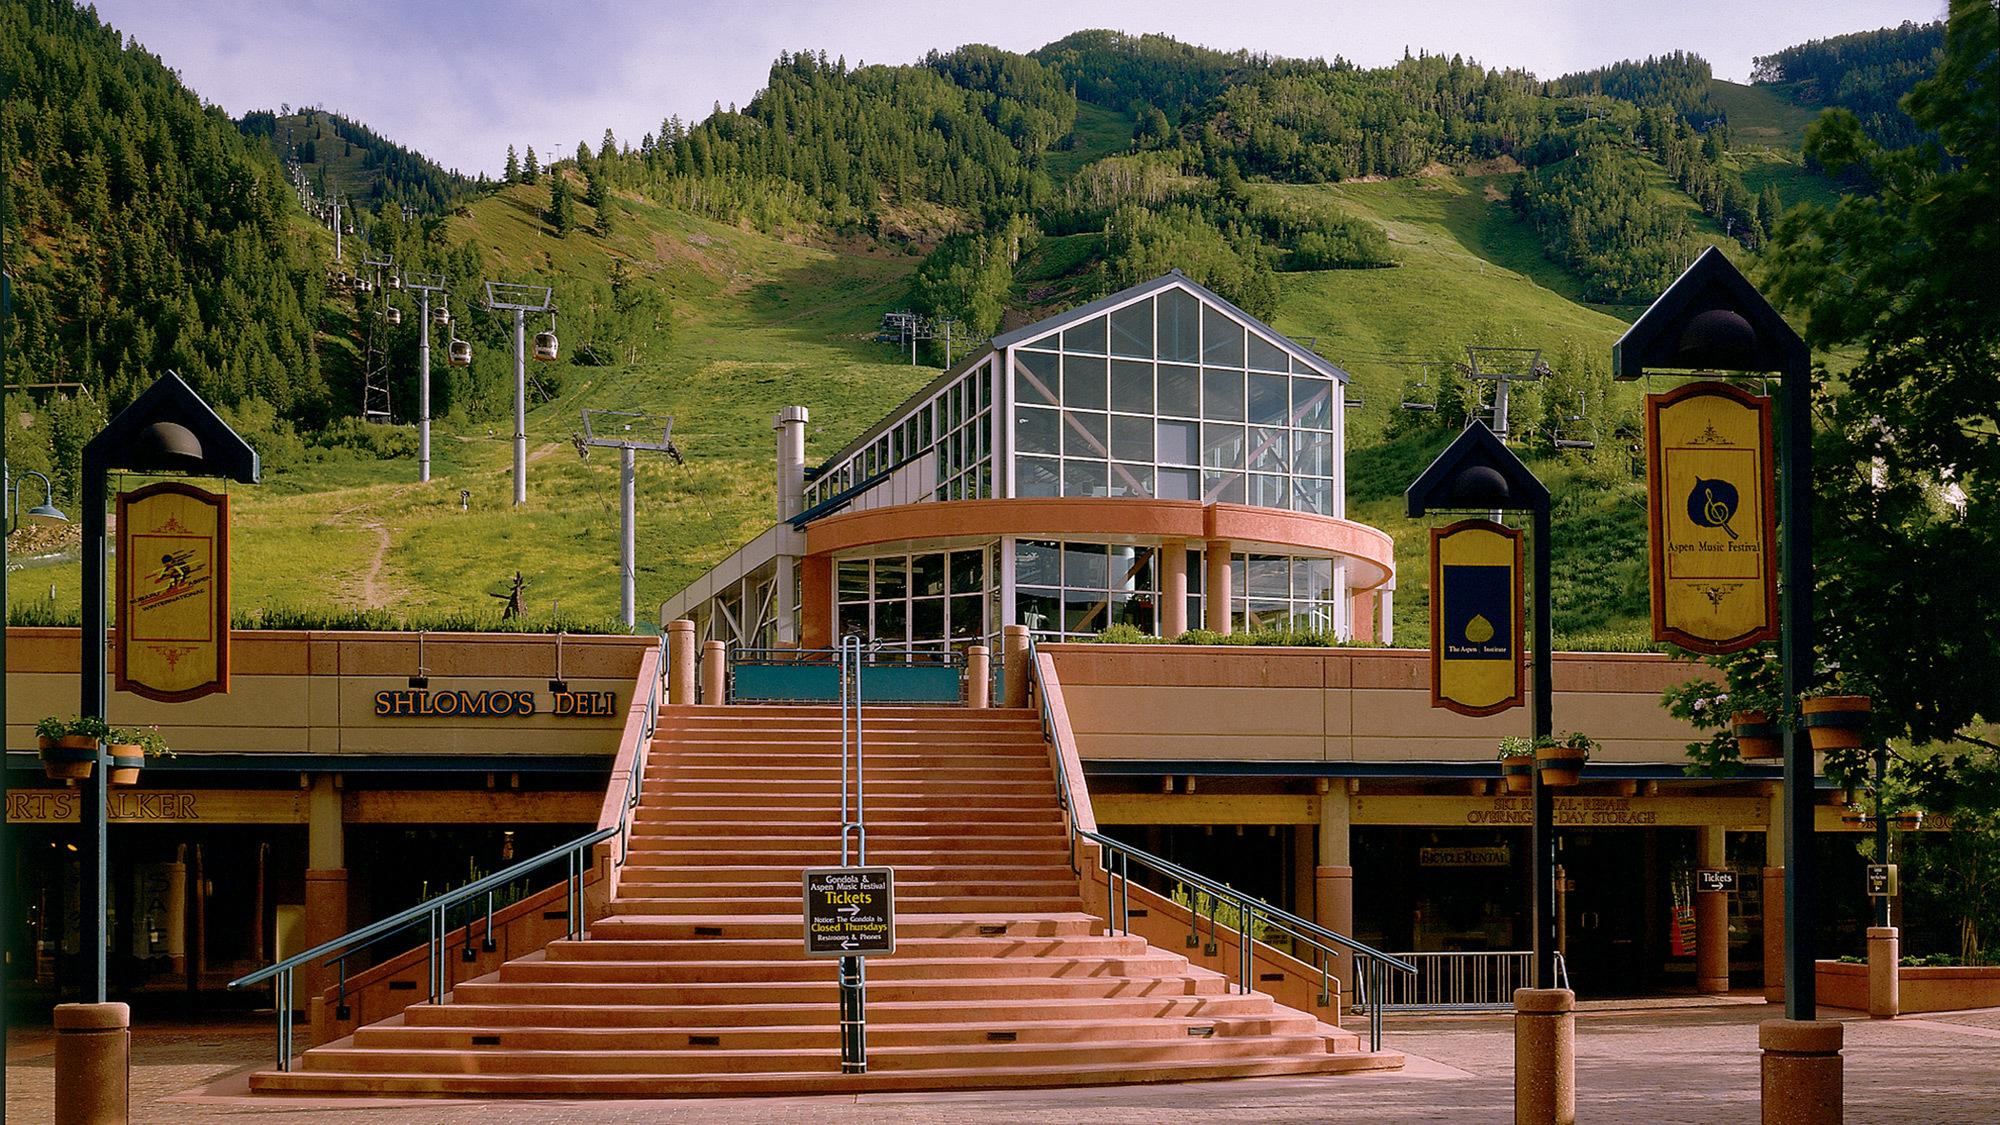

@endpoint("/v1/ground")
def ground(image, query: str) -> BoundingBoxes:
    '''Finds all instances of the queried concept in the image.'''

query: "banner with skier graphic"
[116,481,232,702]
[1646,381,1778,653]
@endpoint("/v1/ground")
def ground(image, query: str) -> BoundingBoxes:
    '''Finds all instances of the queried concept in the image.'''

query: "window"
[836,549,990,649]
[1014,539,1162,642]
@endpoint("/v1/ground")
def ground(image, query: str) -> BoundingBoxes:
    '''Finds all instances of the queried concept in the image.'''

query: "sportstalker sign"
[803,866,895,957]
[1646,381,1778,654]
[116,481,230,701]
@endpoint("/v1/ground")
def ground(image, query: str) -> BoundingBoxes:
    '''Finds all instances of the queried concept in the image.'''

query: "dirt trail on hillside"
[358,523,392,607]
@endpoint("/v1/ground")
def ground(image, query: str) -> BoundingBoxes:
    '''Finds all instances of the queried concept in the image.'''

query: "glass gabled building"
[662,271,1397,653]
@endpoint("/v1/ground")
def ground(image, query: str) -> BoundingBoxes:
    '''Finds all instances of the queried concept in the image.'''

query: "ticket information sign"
[1647,381,1778,654]
[803,866,895,957]
[1430,519,1524,716]
[1697,869,1738,893]
[1867,864,1898,898]
[116,481,230,702]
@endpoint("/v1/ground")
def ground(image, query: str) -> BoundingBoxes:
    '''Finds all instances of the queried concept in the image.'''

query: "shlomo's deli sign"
[116,482,230,702]
[373,688,618,718]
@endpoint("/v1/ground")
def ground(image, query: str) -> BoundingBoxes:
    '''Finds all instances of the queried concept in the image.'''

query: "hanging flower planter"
[1535,733,1594,788]
[1732,709,1783,760]
[106,726,171,787]
[36,716,105,781]
[1497,737,1535,795]
[1801,694,1871,752]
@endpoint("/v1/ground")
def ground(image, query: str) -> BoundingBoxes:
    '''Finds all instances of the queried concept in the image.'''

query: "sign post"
[1430,519,1525,716]
[804,866,895,1073]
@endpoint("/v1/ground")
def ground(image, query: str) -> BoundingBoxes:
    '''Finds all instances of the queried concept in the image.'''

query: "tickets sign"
[1430,519,1523,716]
[1647,381,1778,653]
[116,482,230,702]
[803,866,895,957]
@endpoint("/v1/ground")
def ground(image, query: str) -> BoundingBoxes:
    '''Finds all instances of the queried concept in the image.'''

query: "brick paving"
[9,1001,2000,1122]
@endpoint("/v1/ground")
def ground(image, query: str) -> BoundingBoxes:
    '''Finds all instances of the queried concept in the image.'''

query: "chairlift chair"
[448,339,473,367]
[534,312,559,363]
[1399,368,1437,412]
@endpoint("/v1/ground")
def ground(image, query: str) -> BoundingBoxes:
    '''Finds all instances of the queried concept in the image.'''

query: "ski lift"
[334,271,350,288]
[1399,367,1437,413]
[387,274,403,291]
[533,312,558,363]
[343,223,355,236]
[1551,392,1596,451]
[448,339,473,367]
[385,305,403,326]
[432,306,452,329]
[355,278,374,296]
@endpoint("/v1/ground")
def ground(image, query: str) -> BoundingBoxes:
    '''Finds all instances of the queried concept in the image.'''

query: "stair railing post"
[1237,892,1250,995]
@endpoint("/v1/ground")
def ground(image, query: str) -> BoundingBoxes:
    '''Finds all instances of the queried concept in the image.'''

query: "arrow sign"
[803,866,896,958]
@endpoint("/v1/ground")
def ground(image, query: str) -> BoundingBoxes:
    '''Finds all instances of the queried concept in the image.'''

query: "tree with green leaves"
[547,170,575,235]
[585,168,614,235]
[523,145,540,185]
[1670,0,1998,958]
[505,144,520,182]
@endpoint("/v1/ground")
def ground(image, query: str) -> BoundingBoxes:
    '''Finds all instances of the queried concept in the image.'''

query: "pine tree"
[585,168,614,234]
[523,145,540,185]
[504,144,520,182]
[547,171,575,235]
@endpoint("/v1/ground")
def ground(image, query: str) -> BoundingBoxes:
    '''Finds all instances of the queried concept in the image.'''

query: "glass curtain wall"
[802,358,995,512]
[836,546,992,654]
[1011,288,1337,514]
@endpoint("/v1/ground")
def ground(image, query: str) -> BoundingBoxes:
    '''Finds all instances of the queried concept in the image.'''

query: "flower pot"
[108,744,145,786]
[1535,745,1588,788]
[1802,695,1871,751]
[1500,758,1534,794]
[1732,709,1782,760]
[42,735,99,781]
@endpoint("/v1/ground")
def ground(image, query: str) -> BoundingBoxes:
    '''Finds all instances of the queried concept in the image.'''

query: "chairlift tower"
[579,409,683,629]
[360,258,397,424]
[1462,346,1550,439]
[402,273,450,482]
[484,281,556,506]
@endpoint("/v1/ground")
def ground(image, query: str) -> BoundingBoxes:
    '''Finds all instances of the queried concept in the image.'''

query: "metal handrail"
[1023,636,1415,1052]
[227,826,613,1069]
[1352,949,1533,1012]
[230,638,668,1071]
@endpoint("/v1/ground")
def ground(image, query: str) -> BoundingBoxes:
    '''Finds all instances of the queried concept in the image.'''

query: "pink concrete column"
[1760,1019,1842,1124]
[966,645,991,708]
[1001,624,1030,708]
[701,639,726,704]
[301,868,349,1010]
[1203,539,1232,634]
[1514,988,1575,1125]
[1349,589,1376,643]
[1161,540,1189,638]
[1316,864,1354,997]
[666,619,696,705]
[799,556,833,650]
[1763,867,1786,1003]
[1696,886,1730,994]
[54,1002,130,1125]
[1867,926,1899,1018]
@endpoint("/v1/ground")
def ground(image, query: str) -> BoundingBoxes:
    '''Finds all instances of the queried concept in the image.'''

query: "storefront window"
[835,548,991,650]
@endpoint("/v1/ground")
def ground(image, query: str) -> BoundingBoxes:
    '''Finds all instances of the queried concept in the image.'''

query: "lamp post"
[1405,421,1557,986]
[1611,246,1816,1018]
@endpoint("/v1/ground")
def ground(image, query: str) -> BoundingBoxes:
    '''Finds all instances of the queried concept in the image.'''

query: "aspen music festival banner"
[1430,519,1524,716]
[1646,381,1778,653]
[116,481,231,701]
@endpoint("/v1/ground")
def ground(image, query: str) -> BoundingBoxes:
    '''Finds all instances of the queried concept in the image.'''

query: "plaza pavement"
[10,996,2000,1122]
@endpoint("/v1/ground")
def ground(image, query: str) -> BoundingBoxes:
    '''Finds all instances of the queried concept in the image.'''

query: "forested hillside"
[1752,20,1945,146]
[1,0,1951,631]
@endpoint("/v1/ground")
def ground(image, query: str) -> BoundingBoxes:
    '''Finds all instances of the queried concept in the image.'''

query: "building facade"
[662,272,1397,652]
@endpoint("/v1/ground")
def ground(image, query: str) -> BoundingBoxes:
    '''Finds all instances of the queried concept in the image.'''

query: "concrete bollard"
[966,645,991,708]
[667,619,696,705]
[54,1002,130,1125]
[1514,987,1575,1125]
[1763,867,1786,1003]
[700,639,726,704]
[1001,625,1030,708]
[1760,1019,1842,1125]
[1867,926,1900,1018]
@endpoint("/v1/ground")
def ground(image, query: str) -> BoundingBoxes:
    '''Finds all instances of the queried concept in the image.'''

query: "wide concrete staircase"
[253,705,1397,1095]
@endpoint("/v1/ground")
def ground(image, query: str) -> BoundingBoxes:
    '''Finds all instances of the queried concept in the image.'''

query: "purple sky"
[91,0,1944,177]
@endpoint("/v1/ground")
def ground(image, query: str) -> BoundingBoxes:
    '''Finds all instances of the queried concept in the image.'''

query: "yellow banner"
[116,482,230,701]
[1431,519,1523,716]
[1647,382,1777,653]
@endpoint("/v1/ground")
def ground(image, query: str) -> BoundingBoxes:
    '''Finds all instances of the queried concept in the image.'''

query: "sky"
[91,0,1945,177]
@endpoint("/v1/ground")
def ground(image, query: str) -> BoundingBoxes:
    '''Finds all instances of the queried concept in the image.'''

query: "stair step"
[450,973,1222,1006]
[587,912,1101,940]
[252,1050,1402,1096]
[608,896,1086,917]
[360,1013,1317,1051]
[500,954,1194,985]
[541,934,1148,962]
[402,992,1283,1030]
